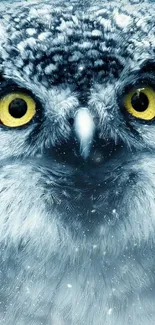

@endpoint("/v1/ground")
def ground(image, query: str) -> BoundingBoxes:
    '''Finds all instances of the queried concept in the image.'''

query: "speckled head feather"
[0,0,154,86]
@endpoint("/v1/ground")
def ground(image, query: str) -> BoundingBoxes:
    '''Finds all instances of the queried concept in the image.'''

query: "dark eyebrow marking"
[0,73,5,83]
[138,58,155,74]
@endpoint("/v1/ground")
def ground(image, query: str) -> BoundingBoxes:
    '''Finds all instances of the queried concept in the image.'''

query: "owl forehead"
[1,2,154,87]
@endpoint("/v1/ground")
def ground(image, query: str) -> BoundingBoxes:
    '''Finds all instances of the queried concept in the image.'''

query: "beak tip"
[80,148,90,160]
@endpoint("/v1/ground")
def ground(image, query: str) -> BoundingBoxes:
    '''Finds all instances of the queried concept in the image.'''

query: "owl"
[0,0,155,324]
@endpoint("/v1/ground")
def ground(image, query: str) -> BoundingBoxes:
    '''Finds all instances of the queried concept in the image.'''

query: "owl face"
[1,3,155,324]
[0,0,155,237]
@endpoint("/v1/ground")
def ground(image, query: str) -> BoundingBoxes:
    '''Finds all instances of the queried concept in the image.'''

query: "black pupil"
[9,98,27,118]
[131,91,149,112]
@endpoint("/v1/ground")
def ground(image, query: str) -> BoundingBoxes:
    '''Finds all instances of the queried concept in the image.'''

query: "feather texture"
[0,0,154,324]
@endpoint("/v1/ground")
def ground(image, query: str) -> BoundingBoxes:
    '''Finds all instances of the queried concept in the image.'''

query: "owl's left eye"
[0,92,36,127]
[123,86,155,120]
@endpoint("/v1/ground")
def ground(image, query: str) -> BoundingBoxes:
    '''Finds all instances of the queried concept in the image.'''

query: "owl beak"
[74,108,95,159]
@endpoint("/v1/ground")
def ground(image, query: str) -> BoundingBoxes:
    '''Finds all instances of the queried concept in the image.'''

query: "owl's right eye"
[0,92,36,127]
[123,86,155,120]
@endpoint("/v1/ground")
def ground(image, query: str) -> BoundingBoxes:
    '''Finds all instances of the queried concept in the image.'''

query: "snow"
[107,308,113,315]
[67,284,72,288]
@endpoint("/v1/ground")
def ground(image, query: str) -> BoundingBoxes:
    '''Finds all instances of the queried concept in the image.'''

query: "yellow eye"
[0,92,36,127]
[123,86,155,120]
